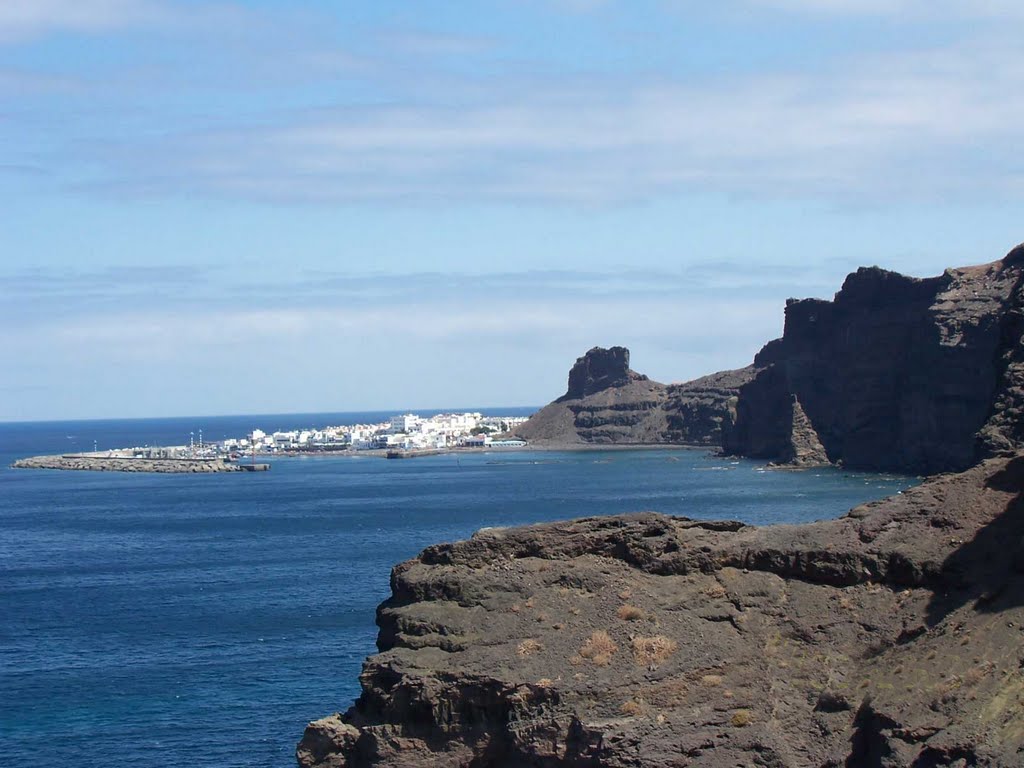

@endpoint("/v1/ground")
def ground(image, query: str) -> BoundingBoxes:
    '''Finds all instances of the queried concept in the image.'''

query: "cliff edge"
[517,246,1024,473]
[298,452,1024,767]
[298,244,1024,767]
[722,250,1024,472]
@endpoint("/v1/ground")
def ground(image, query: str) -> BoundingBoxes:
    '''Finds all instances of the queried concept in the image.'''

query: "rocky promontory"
[299,243,1024,767]
[517,246,1024,473]
[514,347,753,447]
[298,451,1024,767]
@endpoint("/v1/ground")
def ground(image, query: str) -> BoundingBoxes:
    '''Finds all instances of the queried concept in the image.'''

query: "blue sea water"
[0,411,917,768]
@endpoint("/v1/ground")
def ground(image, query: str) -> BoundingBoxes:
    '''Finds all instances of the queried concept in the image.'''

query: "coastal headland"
[299,453,1024,767]
[516,245,1024,475]
[298,244,1024,767]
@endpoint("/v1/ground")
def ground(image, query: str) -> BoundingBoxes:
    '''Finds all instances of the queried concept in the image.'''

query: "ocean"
[0,411,917,768]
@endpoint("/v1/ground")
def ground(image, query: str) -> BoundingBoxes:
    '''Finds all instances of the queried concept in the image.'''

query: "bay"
[0,412,916,768]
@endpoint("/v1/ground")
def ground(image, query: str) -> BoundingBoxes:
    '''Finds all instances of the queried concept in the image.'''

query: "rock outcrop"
[723,251,1024,472]
[517,246,1024,472]
[514,346,671,445]
[298,243,1024,767]
[564,346,645,399]
[663,367,759,446]
[298,452,1024,767]
[514,347,754,446]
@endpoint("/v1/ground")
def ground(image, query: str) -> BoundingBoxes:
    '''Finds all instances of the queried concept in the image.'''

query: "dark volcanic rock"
[298,454,1024,767]
[724,250,1024,472]
[512,244,1024,469]
[663,366,758,446]
[563,346,644,400]
[297,243,1024,767]
[515,348,755,446]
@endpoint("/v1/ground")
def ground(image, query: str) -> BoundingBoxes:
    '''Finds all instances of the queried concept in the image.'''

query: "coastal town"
[11,412,533,473]
[225,411,531,457]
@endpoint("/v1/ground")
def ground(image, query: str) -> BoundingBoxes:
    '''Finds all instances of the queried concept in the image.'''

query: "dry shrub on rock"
[517,639,543,657]
[616,604,645,621]
[631,635,678,667]
[730,709,751,727]
[620,698,646,716]
[579,630,618,666]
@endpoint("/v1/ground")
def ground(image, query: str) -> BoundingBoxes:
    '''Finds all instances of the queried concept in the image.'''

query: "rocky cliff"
[723,250,1024,472]
[663,367,759,447]
[298,244,1024,767]
[517,247,1024,472]
[298,452,1024,767]
[514,347,753,447]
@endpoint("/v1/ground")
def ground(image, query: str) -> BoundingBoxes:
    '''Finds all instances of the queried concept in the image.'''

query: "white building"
[389,413,422,434]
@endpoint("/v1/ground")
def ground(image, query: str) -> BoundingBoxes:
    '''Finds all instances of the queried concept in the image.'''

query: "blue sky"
[2,0,1023,420]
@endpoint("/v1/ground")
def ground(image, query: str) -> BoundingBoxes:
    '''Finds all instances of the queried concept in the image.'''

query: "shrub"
[617,604,645,621]
[700,674,723,687]
[631,635,678,667]
[730,709,751,727]
[705,584,727,599]
[517,639,543,657]
[620,699,646,716]
[579,630,618,666]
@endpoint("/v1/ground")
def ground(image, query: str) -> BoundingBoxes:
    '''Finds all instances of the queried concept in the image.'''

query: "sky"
[2,0,1023,421]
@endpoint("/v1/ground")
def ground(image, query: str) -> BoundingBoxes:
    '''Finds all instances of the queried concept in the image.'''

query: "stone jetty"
[11,454,267,473]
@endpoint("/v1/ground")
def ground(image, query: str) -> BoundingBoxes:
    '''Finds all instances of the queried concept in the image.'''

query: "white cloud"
[17,292,777,384]
[747,0,1024,17]
[78,33,1024,205]
[5,1,1024,207]
[0,0,169,42]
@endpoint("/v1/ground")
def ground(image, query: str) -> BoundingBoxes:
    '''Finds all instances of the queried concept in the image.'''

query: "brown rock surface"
[516,245,1024,472]
[514,348,754,446]
[663,367,759,446]
[565,346,647,399]
[298,453,1024,767]
[724,249,1024,472]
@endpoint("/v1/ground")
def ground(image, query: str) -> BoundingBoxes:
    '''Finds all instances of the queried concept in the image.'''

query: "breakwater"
[11,454,267,473]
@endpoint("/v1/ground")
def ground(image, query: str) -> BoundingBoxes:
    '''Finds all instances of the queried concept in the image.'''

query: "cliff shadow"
[925,455,1024,627]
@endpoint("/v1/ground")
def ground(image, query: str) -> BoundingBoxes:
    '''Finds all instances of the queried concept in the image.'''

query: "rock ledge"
[299,454,1024,767]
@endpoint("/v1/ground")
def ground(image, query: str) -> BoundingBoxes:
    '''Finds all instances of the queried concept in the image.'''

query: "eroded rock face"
[298,454,1024,767]
[724,250,1024,472]
[516,245,1024,468]
[564,347,642,400]
[515,348,754,446]
[663,367,758,446]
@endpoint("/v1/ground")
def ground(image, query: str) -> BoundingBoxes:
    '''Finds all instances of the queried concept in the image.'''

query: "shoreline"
[8,442,717,474]
[276,441,715,459]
